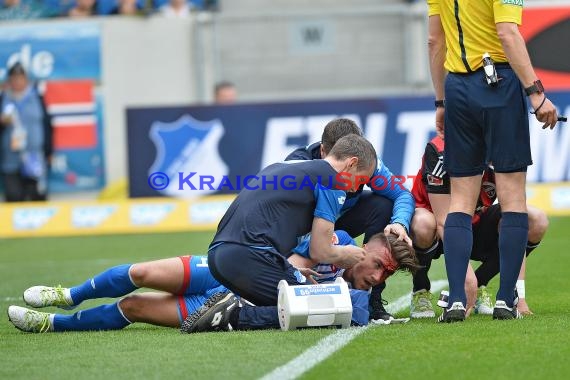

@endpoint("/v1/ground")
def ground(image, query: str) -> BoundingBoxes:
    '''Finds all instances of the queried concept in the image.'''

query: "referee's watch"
[524,80,544,96]
[434,100,445,108]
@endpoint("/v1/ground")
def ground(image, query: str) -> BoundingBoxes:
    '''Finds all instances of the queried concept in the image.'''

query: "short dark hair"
[321,118,363,156]
[328,134,376,171]
[214,80,235,94]
[368,233,421,275]
[8,62,26,77]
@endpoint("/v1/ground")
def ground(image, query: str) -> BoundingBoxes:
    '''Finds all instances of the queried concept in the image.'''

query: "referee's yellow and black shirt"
[427,0,523,73]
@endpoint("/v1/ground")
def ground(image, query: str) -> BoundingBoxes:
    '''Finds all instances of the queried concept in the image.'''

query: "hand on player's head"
[383,223,412,246]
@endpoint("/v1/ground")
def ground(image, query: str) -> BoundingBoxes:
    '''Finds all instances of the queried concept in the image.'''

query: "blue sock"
[70,264,137,305]
[53,302,131,332]
[443,212,473,307]
[497,212,528,307]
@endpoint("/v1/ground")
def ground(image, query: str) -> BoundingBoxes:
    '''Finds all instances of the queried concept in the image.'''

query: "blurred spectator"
[67,0,96,18]
[0,0,56,20]
[110,0,140,15]
[158,0,192,18]
[214,81,237,104]
[0,62,53,202]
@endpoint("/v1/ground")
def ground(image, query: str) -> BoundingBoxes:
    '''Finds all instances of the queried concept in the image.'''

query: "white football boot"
[24,286,75,309]
[8,305,54,333]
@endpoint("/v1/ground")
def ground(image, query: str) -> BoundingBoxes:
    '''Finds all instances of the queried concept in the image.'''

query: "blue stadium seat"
[151,0,209,11]
[43,0,77,16]
[97,0,117,15]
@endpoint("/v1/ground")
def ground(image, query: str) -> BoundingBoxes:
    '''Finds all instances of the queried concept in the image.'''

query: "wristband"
[516,280,526,299]
[530,95,546,115]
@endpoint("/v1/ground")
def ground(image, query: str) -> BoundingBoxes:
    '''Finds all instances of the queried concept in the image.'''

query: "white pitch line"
[260,280,448,380]
[2,297,21,302]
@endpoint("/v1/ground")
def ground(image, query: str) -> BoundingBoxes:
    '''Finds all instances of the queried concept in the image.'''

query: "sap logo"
[72,206,116,228]
[189,200,233,224]
[13,207,58,230]
[552,187,570,209]
[0,44,54,81]
[130,204,175,226]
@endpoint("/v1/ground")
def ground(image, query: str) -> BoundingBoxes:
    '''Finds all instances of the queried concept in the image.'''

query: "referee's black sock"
[497,212,528,307]
[443,212,473,307]
[412,244,435,292]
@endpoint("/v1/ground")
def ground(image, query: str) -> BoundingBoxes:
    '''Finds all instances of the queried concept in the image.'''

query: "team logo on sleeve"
[337,196,346,205]
[293,270,306,283]
[427,174,443,186]
[427,155,445,186]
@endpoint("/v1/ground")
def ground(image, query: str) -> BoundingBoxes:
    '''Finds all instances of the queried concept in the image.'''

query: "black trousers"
[208,243,305,306]
[2,172,47,202]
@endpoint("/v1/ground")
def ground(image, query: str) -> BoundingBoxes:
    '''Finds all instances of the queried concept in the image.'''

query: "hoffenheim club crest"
[148,114,229,198]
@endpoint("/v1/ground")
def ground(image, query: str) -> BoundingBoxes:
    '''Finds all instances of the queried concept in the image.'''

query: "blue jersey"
[285,142,415,231]
[292,230,355,283]
[211,160,347,255]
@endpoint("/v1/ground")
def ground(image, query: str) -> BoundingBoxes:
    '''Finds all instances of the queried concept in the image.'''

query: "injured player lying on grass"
[8,231,419,333]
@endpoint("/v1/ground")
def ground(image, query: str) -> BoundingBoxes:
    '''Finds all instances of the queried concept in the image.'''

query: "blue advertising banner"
[127,93,570,198]
[0,22,101,82]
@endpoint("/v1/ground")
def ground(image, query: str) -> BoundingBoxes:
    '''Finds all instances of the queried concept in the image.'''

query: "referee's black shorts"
[444,65,532,177]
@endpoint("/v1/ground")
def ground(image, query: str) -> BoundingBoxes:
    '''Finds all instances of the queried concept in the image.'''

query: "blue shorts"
[444,65,532,176]
[175,256,227,322]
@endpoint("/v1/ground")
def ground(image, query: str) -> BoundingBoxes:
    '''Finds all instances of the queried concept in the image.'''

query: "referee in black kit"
[426,0,559,322]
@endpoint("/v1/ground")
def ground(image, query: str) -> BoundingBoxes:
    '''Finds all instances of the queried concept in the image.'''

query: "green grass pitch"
[1,217,569,379]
